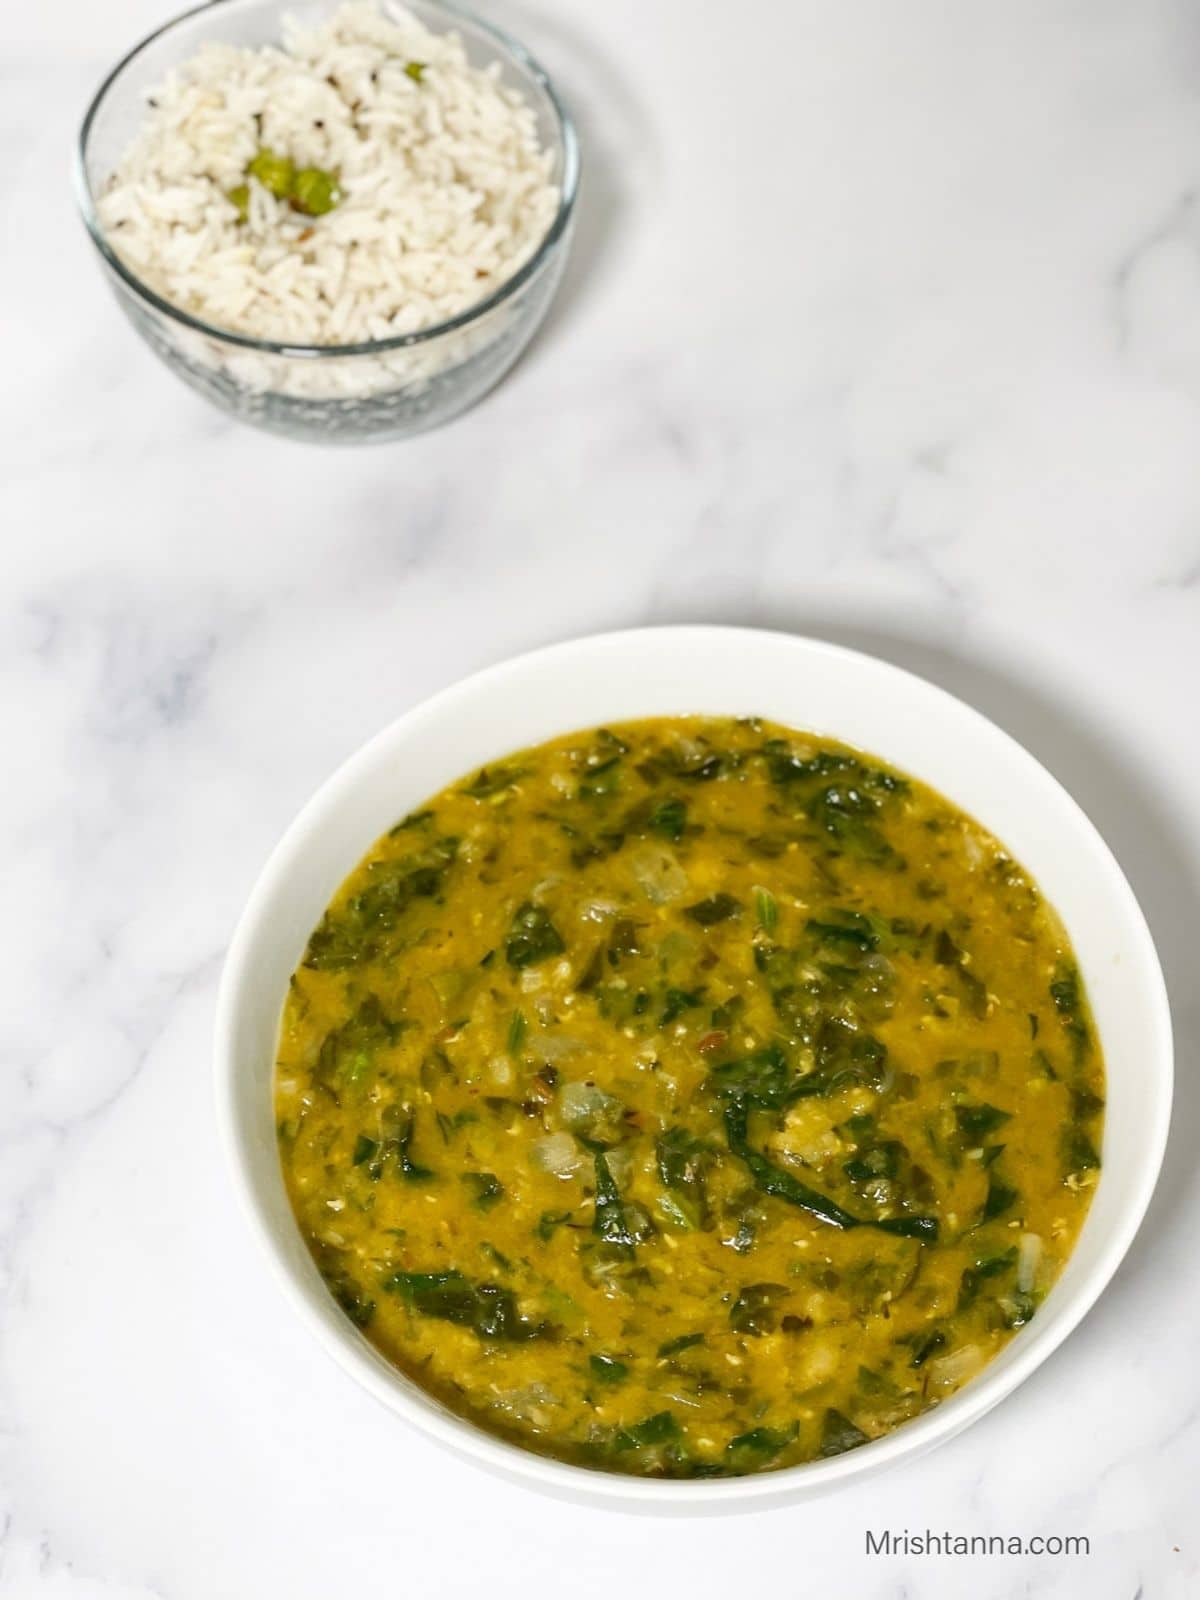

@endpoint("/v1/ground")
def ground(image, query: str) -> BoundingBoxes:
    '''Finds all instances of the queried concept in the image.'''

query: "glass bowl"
[75,0,580,444]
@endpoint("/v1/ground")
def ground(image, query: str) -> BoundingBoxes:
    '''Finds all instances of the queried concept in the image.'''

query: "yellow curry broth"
[275,717,1103,1476]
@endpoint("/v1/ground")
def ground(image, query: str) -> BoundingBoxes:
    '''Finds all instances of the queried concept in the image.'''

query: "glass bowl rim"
[74,0,581,360]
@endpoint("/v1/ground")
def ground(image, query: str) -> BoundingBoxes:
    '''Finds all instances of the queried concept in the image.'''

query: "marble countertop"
[3,0,1199,1594]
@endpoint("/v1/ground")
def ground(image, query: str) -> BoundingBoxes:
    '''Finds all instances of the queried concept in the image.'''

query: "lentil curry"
[275,717,1104,1478]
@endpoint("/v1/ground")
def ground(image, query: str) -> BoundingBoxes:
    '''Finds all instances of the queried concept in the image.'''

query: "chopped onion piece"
[629,844,689,904]
[926,1343,986,1393]
[580,899,620,923]
[530,1131,581,1178]
[603,1143,634,1186]
[962,829,986,868]
[1017,1231,1043,1293]
[536,1033,587,1062]
[559,1080,625,1144]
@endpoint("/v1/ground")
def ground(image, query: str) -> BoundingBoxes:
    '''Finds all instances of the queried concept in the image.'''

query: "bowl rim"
[73,0,581,359]
[214,625,1173,1506]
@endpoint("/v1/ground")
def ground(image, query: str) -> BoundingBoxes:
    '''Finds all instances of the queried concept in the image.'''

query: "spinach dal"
[275,717,1103,1478]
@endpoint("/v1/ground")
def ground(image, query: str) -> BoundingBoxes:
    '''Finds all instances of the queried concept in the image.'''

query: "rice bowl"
[76,0,579,440]
[99,4,559,349]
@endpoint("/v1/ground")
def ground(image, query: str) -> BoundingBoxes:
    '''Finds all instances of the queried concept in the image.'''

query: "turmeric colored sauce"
[275,717,1103,1477]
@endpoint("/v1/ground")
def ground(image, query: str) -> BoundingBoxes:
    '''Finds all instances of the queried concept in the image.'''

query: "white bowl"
[215,626,1172,1507]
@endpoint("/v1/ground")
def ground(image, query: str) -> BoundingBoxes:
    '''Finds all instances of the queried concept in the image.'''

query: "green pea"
[246,146,294,199]
[290,166,342,217]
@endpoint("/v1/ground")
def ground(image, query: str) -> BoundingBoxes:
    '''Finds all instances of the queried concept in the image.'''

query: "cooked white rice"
[98,2,560,349]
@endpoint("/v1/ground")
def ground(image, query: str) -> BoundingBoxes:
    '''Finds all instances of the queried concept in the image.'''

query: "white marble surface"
[2,0,1198,1594]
